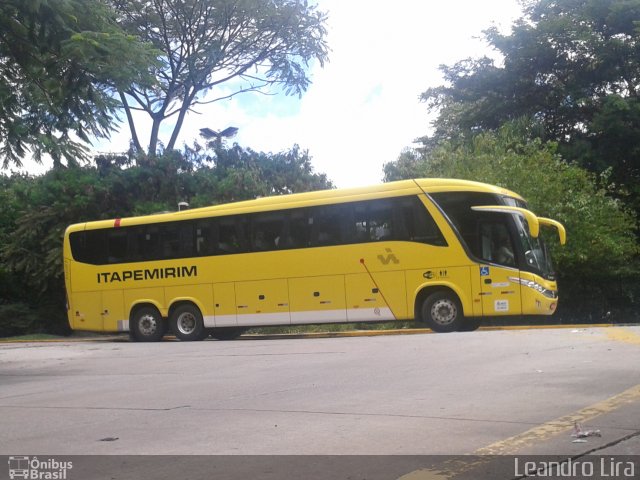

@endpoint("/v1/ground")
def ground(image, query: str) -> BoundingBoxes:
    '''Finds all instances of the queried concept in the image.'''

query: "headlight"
[509,277,558,298]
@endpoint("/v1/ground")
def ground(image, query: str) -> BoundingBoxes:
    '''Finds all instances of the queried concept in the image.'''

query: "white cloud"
[18,0,523,188]
[237,0,523,187]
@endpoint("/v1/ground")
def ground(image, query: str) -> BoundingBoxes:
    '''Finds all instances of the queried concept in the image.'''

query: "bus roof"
[66,178,525,232]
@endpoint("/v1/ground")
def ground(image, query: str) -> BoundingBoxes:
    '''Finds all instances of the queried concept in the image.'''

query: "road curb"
[0,335,126,344]
[0,323,622,343]
[238,323,616,340]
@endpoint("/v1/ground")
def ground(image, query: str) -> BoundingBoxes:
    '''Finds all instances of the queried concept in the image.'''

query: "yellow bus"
[63,178,566,341]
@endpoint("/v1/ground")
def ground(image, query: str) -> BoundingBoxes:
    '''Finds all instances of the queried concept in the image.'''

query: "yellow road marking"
[475,382,640,455]
[605,327,640,345]
[397,383,640,479]
[397,471,450,480]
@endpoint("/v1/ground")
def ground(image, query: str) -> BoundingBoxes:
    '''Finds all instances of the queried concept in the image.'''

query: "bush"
[0,303,44,338]
[0,300,70,338]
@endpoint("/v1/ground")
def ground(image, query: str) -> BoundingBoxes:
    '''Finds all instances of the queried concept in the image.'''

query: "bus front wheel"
[421,291,463,333]
[170,304,206,341]
[131,306,165,342]
[458,317,481,332]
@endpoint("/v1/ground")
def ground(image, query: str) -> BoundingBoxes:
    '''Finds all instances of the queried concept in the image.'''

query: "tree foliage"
[0,0,158,168]
[110,0,329,155]
[385,121,639,320]
[422,0,640,215]
[183,141,332,204]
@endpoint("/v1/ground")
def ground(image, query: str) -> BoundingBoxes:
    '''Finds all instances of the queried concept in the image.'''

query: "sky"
[23,0,524,188]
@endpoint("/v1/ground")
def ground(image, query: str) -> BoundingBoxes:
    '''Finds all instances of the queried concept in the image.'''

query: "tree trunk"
[148,116,162,157]
[119,92,143,154]
[166,92,196,152]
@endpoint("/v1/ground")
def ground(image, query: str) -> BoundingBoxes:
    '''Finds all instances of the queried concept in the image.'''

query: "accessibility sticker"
[480,266,490,276]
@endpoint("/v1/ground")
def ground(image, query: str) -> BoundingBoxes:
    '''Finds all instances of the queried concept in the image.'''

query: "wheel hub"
[138,314,157,335]
[177,312,196,335]
[431,299,456,326]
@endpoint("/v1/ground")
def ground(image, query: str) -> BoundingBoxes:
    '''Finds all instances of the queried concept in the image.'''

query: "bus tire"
[458,317,481,332]
[421,291,463,333]
[170,304,206,341]
[130,306,165,342]
[210,327,246,341]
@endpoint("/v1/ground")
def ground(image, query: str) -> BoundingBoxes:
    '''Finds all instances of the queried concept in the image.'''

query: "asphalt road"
[1,326,639,479]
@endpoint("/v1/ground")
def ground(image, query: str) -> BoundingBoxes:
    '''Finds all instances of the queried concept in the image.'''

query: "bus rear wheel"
[170,304,206,341]
[421,291,463,333]
[131,306,165,342]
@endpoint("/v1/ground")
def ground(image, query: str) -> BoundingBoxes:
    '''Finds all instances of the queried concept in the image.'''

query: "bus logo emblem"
[377,248,399,265]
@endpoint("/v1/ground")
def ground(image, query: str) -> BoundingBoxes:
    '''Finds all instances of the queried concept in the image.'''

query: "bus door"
[478,221,522,316]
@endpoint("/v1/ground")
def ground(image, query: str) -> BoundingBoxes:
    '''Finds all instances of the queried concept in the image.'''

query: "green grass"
[0,322,421,341]
[0,333,66,341]
[247,321,419,335]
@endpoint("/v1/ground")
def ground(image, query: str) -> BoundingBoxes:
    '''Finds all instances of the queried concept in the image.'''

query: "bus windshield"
[514,215,555,280]
[502,195,556,280]
[430,191,557,280]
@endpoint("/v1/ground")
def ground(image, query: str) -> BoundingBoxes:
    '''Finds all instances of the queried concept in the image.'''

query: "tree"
[110,0,329,156]
[384,121,639,321]
[0,0,158,168]
[421,0,640,216]
[183,141,332,204]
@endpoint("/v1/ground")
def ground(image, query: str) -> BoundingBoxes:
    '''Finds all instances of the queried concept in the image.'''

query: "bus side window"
[69,230,108,264]
[107,230,128,263]
[157,222,195,260]
[368,199,394,241]
[285,209,311,249]
[161,224,179,259]
[391,198,410,240]
[352,200,393,242]
[310,204,347,247]
[127,227,141,262]
[353,202,369,242]
[68,232,86,262]
[250,212,285,252]
[89,230,109,264]
[403,197,447,246]
[196,220,217,256]
[218,217,247,254]
[128,225,162,262]
[179,222,195,258]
